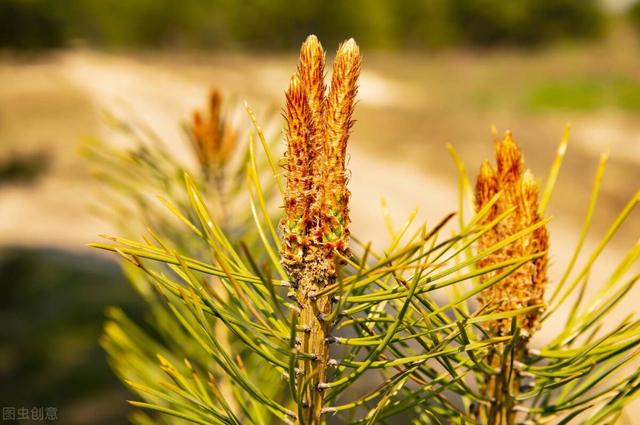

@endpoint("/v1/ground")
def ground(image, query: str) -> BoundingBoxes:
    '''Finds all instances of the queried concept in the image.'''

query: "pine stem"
[295,254,334,424]
[478,344,524,425]
[298,289,331,423]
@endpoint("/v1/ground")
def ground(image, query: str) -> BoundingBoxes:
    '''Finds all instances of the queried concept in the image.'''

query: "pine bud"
[190,89,237,172]
[475,132,549,336]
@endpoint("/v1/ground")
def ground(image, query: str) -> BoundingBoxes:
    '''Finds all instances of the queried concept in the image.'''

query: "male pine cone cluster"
[190,89,237,173]
[281,35,361,289]
[475,132,549,337]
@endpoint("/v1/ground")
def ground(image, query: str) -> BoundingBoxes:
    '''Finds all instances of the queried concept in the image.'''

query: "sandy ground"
[0,51,462,251]
[1,49,639,419]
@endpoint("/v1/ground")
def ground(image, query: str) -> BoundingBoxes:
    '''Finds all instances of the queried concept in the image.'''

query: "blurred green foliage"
[0,0,65,48]
[631,1,640,36]
[0,151,50,185]
[450,0,604,46]
[526,76,640,111]
[0,0,605,50]
[0,248,146,424]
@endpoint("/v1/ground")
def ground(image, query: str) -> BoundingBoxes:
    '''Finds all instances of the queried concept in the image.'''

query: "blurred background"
[1,0,640,423]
